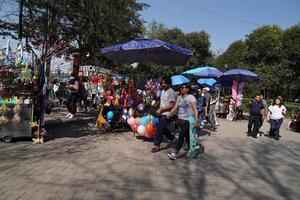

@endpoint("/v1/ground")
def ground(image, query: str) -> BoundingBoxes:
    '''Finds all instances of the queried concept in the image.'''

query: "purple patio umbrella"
[101,38,193,66]
[220,69,261,83]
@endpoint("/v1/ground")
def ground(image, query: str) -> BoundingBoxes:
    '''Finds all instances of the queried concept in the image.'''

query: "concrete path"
[0,111,299,200]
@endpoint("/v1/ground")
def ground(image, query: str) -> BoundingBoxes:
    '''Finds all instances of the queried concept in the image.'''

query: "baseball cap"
[203,87,210,92]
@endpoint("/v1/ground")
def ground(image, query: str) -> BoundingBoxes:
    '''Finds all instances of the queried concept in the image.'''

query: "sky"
[139,0,300,52]
[1,0,300,53]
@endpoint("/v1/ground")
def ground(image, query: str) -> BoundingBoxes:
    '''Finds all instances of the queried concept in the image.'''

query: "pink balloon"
[131,124,138,132]
[127,117,136,126]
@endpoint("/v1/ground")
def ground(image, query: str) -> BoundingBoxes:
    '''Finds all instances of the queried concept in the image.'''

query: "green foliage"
[246,25,283,65]
[215,23,300,101]
[214,40,248,71]
[2,0,148,65]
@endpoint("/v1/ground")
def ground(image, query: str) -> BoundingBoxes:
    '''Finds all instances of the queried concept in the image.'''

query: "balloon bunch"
[127,113,159,139]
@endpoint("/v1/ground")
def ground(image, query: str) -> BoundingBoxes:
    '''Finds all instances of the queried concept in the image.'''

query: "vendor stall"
[0,42,37,142]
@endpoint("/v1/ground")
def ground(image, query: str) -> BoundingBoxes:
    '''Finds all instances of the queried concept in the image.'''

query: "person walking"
[259,94,268,136]
[196,88,206,129]
[151,77,177,153]
[167,84,198,160]
[208,93,218,131]
[65,77,79,119]
[247,94,265,138]
[267,97,286,140]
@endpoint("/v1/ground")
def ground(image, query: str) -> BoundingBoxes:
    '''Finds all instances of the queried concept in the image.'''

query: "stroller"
[288,109,300,132]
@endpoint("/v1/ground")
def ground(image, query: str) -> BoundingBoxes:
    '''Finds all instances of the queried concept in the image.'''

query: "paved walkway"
[0,111,300,200]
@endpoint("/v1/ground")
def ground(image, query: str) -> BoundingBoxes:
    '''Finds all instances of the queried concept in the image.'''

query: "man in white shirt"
[151,77,177,153]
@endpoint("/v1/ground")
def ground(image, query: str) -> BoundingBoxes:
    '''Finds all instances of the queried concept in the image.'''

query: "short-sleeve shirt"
[160,88,176,115]
[268,105,286,120]
[177,94,196,120]
[250,100,264,116]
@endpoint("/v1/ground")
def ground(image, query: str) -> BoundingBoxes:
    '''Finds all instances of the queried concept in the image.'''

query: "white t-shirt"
[268,105,287,120]
[160,88,176,115]
[177,94,196,120]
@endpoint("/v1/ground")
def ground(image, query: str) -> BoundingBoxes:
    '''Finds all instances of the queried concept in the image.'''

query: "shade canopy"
[220,69,261,83]
[197,78,217,87]
[101,38,193,66]
[171,75,190,85]
[184,66,223,78]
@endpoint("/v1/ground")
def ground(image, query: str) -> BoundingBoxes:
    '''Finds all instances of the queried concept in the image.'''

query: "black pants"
[270,118,283,139]
[66,93,78,114]
[176,119,190,153]
[248,115,261,136]
[154,115,175,147]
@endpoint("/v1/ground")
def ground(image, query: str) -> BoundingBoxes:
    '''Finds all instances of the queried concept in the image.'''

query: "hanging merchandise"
[0,40,38,143]
[231,80,238,104]
[236,82,244,107]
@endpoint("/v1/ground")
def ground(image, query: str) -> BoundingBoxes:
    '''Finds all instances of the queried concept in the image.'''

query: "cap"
[203,87,210,92]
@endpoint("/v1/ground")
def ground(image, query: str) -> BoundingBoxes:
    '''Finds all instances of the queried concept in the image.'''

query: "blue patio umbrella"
[171,75,190,85]
[101,38,193,66]
[184,66,223,78]
[197,78,217,87]
[220,69,261,83]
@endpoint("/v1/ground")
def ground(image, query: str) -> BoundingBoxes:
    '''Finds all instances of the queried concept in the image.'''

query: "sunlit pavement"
[0,111,299,200]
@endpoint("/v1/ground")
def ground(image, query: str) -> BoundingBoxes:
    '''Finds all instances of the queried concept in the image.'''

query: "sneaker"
[69,114,75,119]
[216,122,220,126]
[168,151,177,160]
[257,133,261,137]
[151,146,160,153]
[186,150,191,157]
[66,113,71,118]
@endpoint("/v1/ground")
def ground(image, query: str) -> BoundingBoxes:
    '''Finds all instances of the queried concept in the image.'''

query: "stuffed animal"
[95,105,106,128]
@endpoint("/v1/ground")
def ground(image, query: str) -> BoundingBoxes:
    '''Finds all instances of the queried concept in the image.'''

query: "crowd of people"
[47,73,296,160]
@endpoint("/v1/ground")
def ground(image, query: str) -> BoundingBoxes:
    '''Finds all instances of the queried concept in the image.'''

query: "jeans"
[198,109,205,125]
[175,119,190,153]
[208,104,217,129]
[248,115,261,136]
[269,118,283,139]
[154,115,175,147]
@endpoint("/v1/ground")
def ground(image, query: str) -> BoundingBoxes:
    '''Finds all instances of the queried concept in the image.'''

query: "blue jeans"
[154,115,175,147]
[198,109,205,125]
[270,118,283,139]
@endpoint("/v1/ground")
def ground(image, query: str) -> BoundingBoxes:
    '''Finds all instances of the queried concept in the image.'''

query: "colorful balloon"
[127,117,136,126]
[137,125,145,136]
[128,108,134,116]
[137,103,145,112]
[151,100,156,107]
[140,116,148,125]
[107,111,114,120]
[131,124,138,132]
[153,117,159,126]
[145,124,155,138]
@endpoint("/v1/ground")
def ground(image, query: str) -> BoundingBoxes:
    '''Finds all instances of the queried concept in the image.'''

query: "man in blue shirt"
[247,94,265,138]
